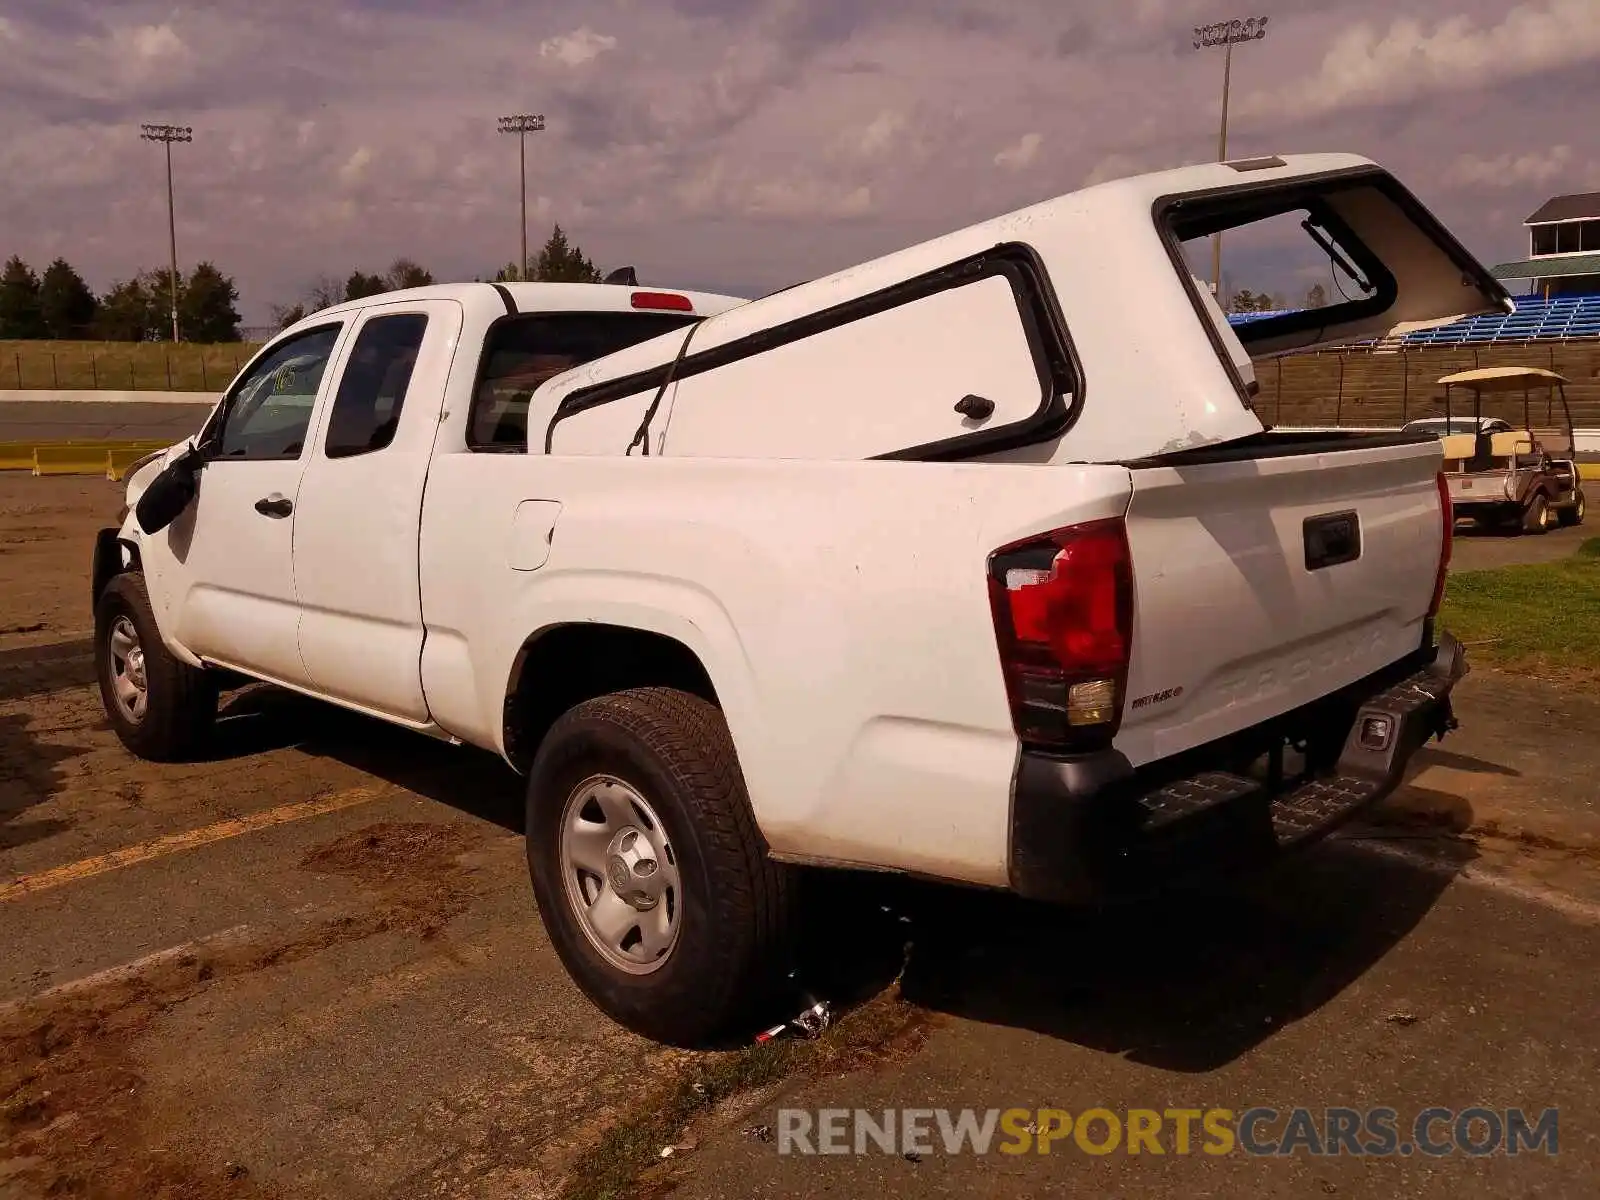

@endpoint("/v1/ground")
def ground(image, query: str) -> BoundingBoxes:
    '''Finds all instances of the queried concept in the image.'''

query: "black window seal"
[198,320,347,463]
[1151,165,1512,414]
[543,241,1083,461]
[465,309,701,453]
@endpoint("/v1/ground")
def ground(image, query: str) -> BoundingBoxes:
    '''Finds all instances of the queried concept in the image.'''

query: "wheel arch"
[501,622,724,774]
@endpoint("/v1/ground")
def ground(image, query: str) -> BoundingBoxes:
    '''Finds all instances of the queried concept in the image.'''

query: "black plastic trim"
[490,283,517,315]
[1007,631,1461,903]
[544,241,1083,462]
[1120,427,1435,470]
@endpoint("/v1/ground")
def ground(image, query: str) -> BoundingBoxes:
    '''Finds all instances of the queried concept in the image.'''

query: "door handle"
[954,394,996,421]
[254,494,293,518]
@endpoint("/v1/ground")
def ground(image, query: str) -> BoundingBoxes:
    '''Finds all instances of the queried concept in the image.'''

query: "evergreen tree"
[344,270,389,301]
[95,277,158,341]
[180,262,243,342]
[0,256,45,339]
[532,224,602,283]
[38,258,99,338]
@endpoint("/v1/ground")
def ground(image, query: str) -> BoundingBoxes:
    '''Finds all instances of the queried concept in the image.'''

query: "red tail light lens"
[630,291,694,312]
[987,518,1135,753]
[1429,470,1452,618]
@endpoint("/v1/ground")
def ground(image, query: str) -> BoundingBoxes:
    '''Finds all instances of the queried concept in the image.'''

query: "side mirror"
[134,445,205,536]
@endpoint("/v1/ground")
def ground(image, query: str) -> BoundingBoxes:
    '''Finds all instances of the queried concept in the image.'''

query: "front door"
[156,321,349,686]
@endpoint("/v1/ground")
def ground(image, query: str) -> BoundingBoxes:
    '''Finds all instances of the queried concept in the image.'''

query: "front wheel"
[525,687,796,1046]
[94,571,218,761]
[1558,489,1586,527]
[1521,492,1552,535]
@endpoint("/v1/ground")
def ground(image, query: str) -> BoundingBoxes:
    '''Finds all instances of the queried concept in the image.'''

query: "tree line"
[1227,283,1329,314]
[0,256,243,342]
[1,223,617,344]
[270,224,608,329]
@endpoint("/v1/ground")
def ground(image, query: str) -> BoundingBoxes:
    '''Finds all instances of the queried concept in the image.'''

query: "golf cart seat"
[1439,433,1476,466]
[1489,431,1536,458]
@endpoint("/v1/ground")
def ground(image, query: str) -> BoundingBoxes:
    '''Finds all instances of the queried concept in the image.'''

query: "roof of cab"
[285,280,750,330]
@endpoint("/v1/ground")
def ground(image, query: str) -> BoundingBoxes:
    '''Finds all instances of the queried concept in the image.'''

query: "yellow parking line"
[0,787,384,904]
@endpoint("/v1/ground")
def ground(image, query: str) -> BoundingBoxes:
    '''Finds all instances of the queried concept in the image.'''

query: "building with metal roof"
[1489,191,1600,299]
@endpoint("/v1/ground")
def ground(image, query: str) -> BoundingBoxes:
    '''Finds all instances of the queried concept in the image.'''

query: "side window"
[469,311,696,450]
[212,325,343,461]
[324,314,429,458]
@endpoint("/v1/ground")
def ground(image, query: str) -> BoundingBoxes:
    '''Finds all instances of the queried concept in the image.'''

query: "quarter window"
[324,314,430,458]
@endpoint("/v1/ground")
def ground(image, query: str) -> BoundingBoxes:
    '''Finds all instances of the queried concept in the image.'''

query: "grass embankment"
[0,340,262,392]
[1439,537,1600,677]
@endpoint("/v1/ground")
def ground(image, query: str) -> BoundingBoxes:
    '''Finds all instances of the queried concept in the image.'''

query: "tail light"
[1428,470,1452,618]
[986,518,1134,754]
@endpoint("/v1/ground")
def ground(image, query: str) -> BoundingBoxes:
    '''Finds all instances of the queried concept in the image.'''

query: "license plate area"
[1303,510,1361,571]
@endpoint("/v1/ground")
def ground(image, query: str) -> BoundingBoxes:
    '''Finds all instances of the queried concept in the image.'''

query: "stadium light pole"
[140,123,192,342]
[497,114,546,281]
[1193,16,1270,299]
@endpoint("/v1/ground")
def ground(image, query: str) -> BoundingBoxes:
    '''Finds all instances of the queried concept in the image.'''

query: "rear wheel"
[94,571,218,761]
[1558,489,1586,527]
[1521,492,1552,535]
[525,687,796,1046]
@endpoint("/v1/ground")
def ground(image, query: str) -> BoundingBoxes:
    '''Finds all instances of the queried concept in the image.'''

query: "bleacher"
[1398,293,1600,346]
[1225,293,1600,347]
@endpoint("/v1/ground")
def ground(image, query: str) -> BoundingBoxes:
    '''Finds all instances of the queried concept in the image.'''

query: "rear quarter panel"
[418,452,1133,886]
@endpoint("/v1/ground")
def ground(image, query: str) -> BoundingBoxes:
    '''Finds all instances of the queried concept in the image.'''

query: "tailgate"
[1114,436,1446,768]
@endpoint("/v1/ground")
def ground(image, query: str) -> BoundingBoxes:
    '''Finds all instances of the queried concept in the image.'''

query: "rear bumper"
[1007,631,1469,903]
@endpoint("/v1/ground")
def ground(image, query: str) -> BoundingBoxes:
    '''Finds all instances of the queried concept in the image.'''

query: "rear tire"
[1558,489,1586,527]
[1521,492,1552,535]
[525,687,796,1047]
[94,571,218,761]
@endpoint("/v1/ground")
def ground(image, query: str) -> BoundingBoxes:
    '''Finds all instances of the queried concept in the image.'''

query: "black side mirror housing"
[134,445,205,536]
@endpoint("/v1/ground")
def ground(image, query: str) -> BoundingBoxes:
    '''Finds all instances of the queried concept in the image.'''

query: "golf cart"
[1433,366,1585,534]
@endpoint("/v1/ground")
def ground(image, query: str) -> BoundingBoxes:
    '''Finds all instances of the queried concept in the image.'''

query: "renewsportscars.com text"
[776,1106,1559,1158]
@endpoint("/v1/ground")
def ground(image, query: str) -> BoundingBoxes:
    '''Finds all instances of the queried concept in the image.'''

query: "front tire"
[1521,492,1552,535]
[1558,489,1586,527]
[94,571,217,761]
[525,687,795,1046]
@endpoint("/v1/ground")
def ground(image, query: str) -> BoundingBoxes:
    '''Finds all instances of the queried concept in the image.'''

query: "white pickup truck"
[94,154,1493,1045]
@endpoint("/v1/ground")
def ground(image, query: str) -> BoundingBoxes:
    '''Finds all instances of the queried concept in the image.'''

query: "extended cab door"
[152,321,349,686]
[291,298,462,723]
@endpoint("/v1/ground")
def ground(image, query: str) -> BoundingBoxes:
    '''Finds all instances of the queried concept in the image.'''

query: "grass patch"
[0,340,262,392]
[1438,536,1600,676]
[562,987,929,1200]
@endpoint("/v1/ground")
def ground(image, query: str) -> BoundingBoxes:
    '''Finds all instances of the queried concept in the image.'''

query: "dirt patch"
[298,821,483,939]
[0,821,490,1198]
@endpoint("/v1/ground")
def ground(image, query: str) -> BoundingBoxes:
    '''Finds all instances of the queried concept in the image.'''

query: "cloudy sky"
[3,0,1599,325]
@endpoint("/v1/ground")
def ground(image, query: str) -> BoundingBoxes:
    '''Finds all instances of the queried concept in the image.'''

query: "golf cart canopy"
[1436,366,1569,393]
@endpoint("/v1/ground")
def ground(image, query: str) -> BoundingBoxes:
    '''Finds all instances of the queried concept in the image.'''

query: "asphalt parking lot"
[3,475,1599,1199]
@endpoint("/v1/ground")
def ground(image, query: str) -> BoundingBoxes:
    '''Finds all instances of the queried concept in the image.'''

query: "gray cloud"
[1,0,1597,322]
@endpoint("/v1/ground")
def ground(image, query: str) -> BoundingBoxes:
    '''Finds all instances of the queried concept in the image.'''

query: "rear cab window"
[468,312,698,451]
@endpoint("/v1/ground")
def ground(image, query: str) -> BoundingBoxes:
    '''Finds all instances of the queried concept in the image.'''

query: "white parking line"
[1359,838,1600,925]
[0,923,255,1017]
